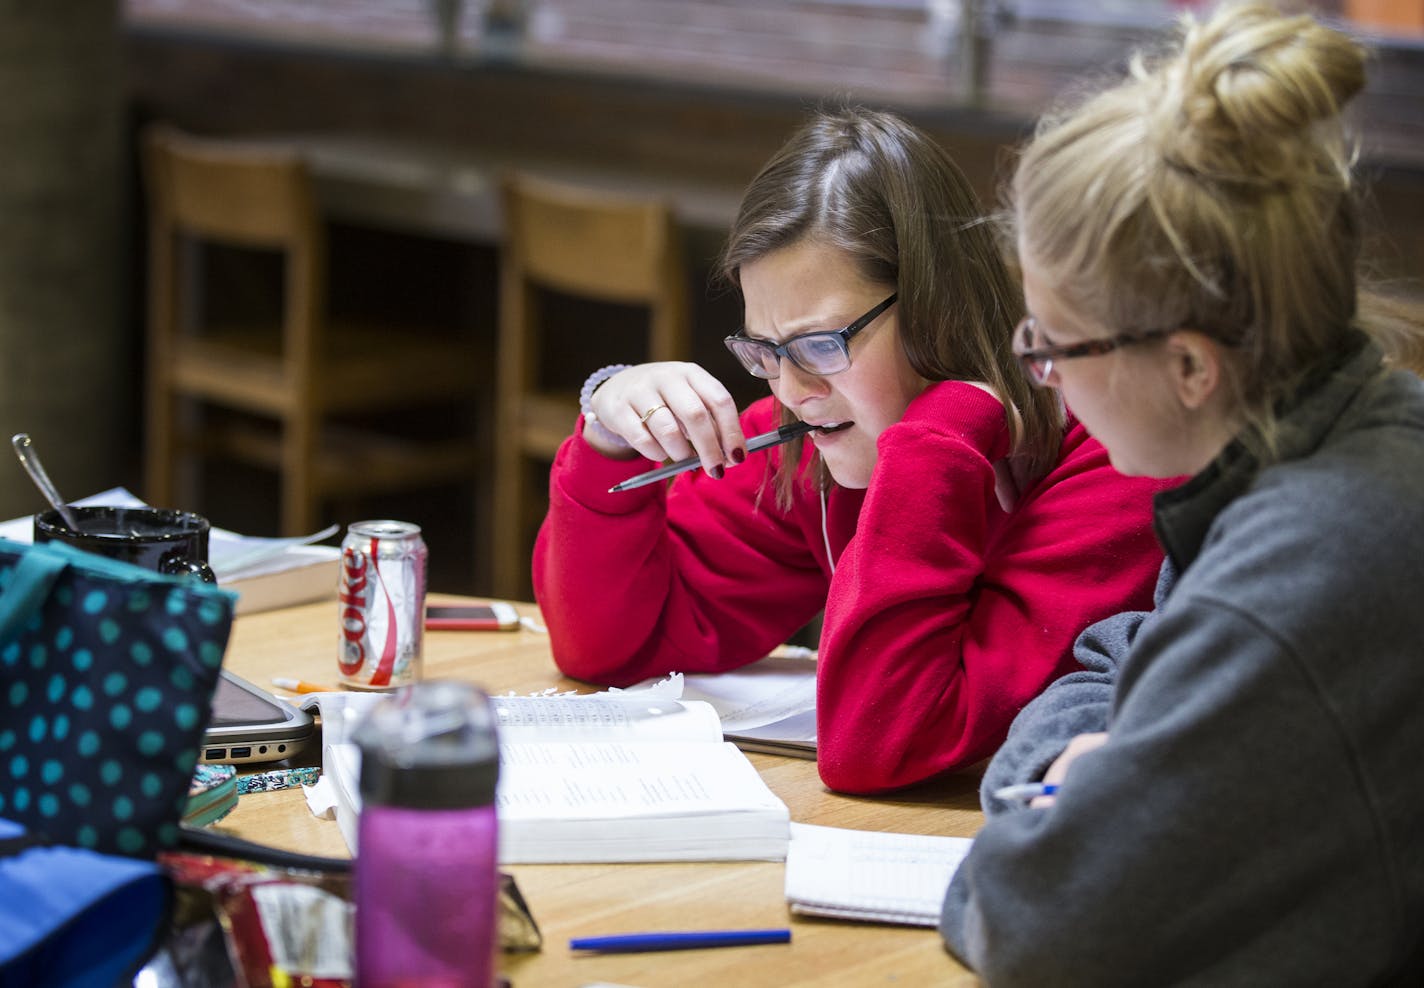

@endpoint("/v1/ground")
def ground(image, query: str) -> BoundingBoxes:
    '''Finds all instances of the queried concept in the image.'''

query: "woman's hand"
[1032,731,1108,808]
[587,363,747,476]
[963,381,1028,513]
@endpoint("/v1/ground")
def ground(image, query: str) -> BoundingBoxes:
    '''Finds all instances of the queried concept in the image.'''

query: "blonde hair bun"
[1147,2,1366,187]
[1008,1,1418,459]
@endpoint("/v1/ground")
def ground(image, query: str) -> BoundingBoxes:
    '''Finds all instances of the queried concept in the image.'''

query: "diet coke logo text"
[338,548,370,675]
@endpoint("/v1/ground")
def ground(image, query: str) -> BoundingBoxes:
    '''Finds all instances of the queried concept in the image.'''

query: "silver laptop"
[201,670,315,765]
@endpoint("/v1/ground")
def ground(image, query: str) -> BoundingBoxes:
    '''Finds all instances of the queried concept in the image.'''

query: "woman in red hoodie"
[533,108,1174,794]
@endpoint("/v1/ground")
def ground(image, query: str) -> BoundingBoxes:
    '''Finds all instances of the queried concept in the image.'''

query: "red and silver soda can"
[337,520,428,690]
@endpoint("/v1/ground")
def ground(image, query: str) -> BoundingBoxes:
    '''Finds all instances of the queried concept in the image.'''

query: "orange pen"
[271,676,338,694]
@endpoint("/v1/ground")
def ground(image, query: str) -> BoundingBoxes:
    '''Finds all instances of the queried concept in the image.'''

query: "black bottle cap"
[354,680,500,810]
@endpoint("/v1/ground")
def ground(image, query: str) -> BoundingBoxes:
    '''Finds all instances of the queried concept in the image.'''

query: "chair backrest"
[499,172,689,362]
[492,172,691,598]
[142,124,326,379]
[142,125,319,249]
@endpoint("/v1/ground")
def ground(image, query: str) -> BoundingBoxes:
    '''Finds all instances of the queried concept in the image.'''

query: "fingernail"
[711,465,725,480]
[731,447,746,464]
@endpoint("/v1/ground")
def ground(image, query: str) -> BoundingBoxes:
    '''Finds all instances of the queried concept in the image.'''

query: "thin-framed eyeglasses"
[724,294,898,380]
[1013,316,1176,386]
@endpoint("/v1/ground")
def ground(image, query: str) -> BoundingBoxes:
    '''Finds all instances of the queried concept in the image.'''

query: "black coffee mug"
[34,506,217,584]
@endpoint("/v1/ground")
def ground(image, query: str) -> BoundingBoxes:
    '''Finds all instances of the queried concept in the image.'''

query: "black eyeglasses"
[724,294,898,380]
[1013,316,1176,386]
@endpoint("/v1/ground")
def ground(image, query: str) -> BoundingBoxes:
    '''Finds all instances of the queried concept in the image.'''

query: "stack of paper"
[209,528,341,615]
[635,650,819,758]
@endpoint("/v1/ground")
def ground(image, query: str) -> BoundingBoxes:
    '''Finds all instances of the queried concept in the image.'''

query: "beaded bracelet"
[578,363,634,449]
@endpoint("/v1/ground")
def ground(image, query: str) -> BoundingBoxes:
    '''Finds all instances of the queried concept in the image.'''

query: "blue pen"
[570,928,792,953]
[993,782,1059,803]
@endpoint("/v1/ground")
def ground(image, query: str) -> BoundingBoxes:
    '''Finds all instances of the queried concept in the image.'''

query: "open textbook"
[310,691,790,864]
[634,649,819,758]
[784,822,973,927]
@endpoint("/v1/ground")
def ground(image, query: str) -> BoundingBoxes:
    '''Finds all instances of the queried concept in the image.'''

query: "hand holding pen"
[583,363,750,477]
[993,782,1059,804]
[994,731,1108,808]
[584,362,848,491]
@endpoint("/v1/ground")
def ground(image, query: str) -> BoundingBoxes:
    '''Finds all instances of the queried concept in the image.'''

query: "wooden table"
[218,596,985,987]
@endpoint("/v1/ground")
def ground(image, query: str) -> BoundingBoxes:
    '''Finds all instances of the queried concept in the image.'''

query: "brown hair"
[1010,2,1423,452]
[720,107,1061,508]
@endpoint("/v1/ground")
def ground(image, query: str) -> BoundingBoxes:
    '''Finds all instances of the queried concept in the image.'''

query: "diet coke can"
[337,520,427,690]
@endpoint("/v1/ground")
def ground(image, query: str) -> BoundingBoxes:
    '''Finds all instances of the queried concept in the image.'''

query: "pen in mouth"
[609,419,852,493]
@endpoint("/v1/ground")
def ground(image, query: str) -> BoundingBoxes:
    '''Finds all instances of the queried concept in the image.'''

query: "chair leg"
[493,260,530,601]
[281,414,319,536]
[490,430,524,602]
[144,387,177,511]
[468,394,494,596]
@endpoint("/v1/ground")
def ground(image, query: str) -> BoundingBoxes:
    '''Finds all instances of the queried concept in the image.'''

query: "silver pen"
[609,420,819,493]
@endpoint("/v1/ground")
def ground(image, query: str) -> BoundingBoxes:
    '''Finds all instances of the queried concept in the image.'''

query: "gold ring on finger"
[639,404,668,425]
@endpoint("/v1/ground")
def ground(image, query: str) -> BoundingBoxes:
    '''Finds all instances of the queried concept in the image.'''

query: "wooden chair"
[492,173,689,599]
[142,125,485,537]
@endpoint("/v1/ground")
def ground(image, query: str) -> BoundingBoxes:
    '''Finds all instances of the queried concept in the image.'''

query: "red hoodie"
[533,381,1171,794]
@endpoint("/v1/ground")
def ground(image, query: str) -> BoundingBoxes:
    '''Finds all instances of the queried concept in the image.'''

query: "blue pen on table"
[993,782,1059,803]
[608,421,822,493]
[570,928,791,953]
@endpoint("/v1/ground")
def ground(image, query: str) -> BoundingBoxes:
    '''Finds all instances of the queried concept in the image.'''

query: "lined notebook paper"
[784,822,973,927]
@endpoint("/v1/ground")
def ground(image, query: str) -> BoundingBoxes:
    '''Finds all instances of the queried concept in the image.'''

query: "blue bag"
[0,539,235,858]
[0,817,168,988]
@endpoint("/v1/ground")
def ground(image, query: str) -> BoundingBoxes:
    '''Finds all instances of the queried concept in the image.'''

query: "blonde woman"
[941,4,1424,983]
[534,109,1173,794]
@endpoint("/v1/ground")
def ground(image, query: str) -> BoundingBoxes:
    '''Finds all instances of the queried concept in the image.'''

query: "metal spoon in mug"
[11,433,82,533]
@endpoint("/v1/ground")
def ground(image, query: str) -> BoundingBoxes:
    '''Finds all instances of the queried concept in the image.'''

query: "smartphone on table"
[424,602,521,631]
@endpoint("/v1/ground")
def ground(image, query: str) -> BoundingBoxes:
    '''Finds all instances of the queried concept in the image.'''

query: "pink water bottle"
[354,681,500,987]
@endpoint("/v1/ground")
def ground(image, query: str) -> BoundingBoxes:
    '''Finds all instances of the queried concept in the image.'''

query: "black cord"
[177,824,351,873]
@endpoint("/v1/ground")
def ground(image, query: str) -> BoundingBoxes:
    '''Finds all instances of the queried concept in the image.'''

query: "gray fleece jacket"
[940,340,1424,987]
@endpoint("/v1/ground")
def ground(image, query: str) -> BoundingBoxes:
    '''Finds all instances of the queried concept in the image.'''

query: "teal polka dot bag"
[0,539,235,858]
